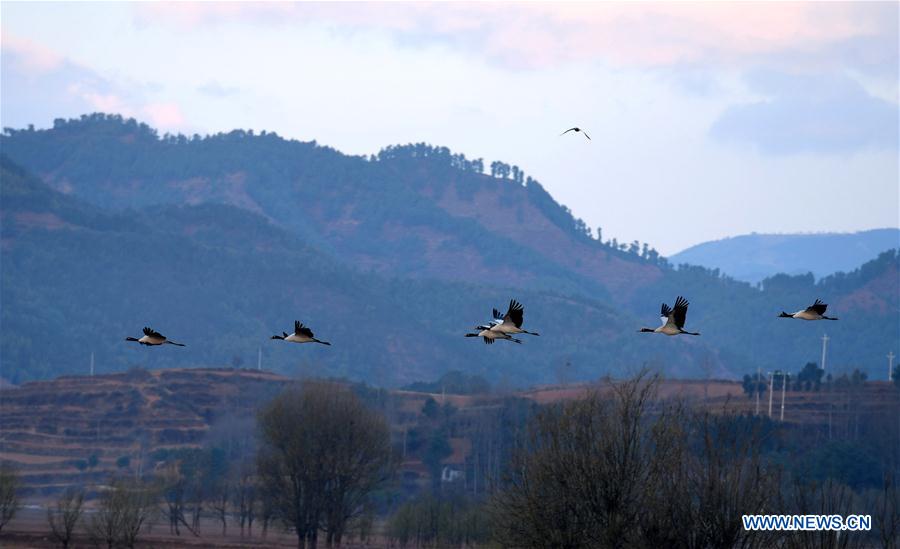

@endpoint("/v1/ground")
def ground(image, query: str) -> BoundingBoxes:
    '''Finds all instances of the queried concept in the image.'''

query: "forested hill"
[1,114,898,385]
[0,155,686,385]
[0,114,663,301]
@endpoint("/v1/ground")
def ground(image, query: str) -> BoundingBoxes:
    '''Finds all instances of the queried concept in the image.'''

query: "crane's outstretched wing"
[672,296,690,329]
[504,300,525,328]
[660,302,673,319]
[806,299,828,315]
[143,327,164,339]
[294,321,315,338]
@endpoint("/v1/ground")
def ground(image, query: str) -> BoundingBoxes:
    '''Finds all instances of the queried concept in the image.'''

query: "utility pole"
[90,352,94,377]
[768,371,775,418]
[821,334,830,374]
[780,373,788,422]
[755,367,761,416]
[257,347,262,371]
[888,351,895,382]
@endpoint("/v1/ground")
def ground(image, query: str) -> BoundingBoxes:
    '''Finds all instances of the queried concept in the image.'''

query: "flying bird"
[125,327,185,346]
[487,299,540,336]
[639,296,700,336]
[560,127,591,140]
[271,320,331,345]
[465,327,522,345]
[779,299,838,321]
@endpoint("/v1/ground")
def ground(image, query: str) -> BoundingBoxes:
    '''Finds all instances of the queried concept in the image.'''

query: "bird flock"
[125,298,837,349]
[124,127,837,351]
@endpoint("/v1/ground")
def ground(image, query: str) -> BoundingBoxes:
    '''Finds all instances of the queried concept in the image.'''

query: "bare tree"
[490,373,779,549]
[257,382,395,549]
[159,462,199,537]
[209,478,230,536]
[47,488,85,548]
[0,463,21,533]
[779,477,867,549]
[491,373,667,548]
[869,474,900,549]
[87,478,156,549]
[231,459,258,537]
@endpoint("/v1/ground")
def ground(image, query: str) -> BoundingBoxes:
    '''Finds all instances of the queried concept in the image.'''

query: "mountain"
[0,155,668,386]
[1,114,898,385]
[670,230,900,284]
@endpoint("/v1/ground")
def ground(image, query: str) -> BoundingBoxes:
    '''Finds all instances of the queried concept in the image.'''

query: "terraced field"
[2,368,898,500]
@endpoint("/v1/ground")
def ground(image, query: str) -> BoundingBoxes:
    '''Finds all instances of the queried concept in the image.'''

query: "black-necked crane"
[125,327,185,346]
[639,296,700,336]
[561,127,591,140]
[271,320,331,345]
[487,299,540,337]
[465,326,522,345]
[778,299,838,321]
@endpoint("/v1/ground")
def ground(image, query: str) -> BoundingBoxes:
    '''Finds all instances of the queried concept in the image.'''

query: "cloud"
[709,71,899,155]
[131,2,897,75]
[1,34,189,133]
[197,80,240,98]
[1,33,64,75]
[142,102,186,128]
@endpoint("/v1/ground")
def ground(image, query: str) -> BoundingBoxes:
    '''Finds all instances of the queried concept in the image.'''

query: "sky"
[1,1,898,255]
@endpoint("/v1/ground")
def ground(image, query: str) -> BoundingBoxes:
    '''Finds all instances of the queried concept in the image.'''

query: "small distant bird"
[779,299,838,321]
[125,327,185,346]
[465,327,522,345]
[640,296,700,336]
[271,320,331,345]
[561,127,591,140]
[487,299,540,336]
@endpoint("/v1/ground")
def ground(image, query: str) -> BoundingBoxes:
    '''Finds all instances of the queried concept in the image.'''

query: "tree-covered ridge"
[2,156,679,385]
[1,114,665,270]
[2,116,898,384]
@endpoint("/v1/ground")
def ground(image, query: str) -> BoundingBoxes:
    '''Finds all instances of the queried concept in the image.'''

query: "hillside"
[0,115,657,301]
[0,156,673,386]
[1,114,898,384]
[0,368,285,496]
[670,229,900,284]
[2,368,898,499]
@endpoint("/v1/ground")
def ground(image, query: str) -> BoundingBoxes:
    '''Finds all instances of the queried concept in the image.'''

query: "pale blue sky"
[2,2,897,255]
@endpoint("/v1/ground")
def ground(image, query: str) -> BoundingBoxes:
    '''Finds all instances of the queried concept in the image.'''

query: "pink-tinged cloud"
[72,87,135,117]
[142,102,186,130]
[1,33,64,74]
[4,33,189,132]
[131,2,897,71]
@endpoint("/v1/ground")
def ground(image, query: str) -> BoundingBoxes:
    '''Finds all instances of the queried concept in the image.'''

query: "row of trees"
[2,476,154,549]
[743,363,883,397]
[490,373,900,548]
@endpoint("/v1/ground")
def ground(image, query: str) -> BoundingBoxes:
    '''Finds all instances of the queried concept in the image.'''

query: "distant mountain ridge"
[670,230,900,284]
[1,114,898,385]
